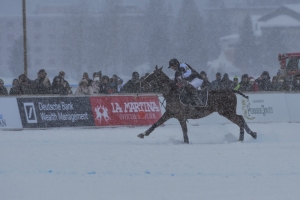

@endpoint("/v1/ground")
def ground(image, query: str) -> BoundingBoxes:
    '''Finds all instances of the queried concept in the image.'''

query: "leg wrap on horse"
[240,117,257,139]
[238,127,244,141]
[185,84,202,106]
[240,117,251,134]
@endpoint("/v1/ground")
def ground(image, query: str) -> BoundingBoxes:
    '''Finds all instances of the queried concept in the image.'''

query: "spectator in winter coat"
[221,73,233,90]
[91,73,101,94]
[93,71,102,83]
[99,75,116,94]
[109,75,119,93]
[272,76,288,91]
[52,71,72,94]
[0,79,8,95]
[121,72,142,93]
[210,72,224,91]
[9,79,22,95]
[248,77,259,92]
[233,76,240,91]
[75,79,93,95]
[257,71,272,91]
[239,74,251,92]
[117,78,124,93]
[284,76,293,91]
[52,77,68,95]
[33,69,52,94]
[270,76,283,91]
[199,71,211,90]
[291,74,300,91]
[111,74,123,93]
[18,74,34,95]
[271,76,277,91]
[82,72,93,87]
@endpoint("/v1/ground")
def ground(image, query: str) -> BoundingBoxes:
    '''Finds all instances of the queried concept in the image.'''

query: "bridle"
[139,71,167,110]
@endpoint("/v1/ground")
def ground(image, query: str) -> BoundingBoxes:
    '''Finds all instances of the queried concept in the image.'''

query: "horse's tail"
[232,90,249,99]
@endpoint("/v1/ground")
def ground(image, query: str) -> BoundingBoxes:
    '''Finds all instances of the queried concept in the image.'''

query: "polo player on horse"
[168,58,203,106]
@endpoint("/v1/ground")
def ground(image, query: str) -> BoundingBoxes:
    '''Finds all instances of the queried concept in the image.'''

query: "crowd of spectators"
[0,69,153,96]
[1,68,300,96]
[197,70,300,92]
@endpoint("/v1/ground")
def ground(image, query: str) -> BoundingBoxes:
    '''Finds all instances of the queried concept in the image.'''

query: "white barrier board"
[0,98,22,129]
[236,93,290,123]
[285,93,300,122]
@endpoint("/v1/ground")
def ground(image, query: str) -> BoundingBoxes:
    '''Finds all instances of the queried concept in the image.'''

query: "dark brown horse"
[137,66,257,143]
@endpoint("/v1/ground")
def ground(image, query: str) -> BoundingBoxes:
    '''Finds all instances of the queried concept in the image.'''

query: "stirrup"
[192,97,202,106]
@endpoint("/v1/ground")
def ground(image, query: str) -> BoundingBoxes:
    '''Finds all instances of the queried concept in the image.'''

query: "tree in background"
[99,0,122,75]
[61,1,88,80]
[205,0,230,61]
[218,2,231,38]
[173,0,208,69]
[205,14,221,61]
[145,0,171,68]
[84,15,104,73]
[234,14,260,73]
[260,28,287,69]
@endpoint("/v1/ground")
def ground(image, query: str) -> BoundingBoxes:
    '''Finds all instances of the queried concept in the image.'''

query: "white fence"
[0,98,23,129]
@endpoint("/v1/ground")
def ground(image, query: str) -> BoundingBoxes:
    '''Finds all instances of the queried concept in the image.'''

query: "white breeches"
[189,78,203,88]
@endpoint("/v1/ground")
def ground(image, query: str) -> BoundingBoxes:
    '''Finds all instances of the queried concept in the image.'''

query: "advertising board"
[236,93,290,123]
[90,95,162,126]
[17,97,95,128]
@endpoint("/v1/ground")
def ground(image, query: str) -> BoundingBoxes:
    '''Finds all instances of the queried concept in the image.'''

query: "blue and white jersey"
[176,63,191,79]
[176,63,202,88]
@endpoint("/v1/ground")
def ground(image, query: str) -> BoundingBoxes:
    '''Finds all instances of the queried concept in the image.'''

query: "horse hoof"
[137,133,144,139]
[184,139,189,144]
[250,132,257,139]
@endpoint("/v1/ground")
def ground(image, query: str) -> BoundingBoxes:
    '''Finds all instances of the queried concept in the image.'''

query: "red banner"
[90,95,162,126]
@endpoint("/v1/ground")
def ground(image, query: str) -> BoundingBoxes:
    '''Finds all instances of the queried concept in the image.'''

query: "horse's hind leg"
[220,112,257,141]
[239,116,257,139]
[239,126,244,142]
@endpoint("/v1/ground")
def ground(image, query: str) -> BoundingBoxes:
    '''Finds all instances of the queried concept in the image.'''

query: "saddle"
[179,87,208,107]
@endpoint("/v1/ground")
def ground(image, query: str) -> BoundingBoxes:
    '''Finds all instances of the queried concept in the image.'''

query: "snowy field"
[1,122,300,200]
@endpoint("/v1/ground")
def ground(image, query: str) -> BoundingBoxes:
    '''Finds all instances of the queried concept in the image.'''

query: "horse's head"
[140,66,170,93]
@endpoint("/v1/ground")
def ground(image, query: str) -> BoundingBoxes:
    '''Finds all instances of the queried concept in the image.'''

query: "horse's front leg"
[178,119,189,144]
[137,112,171,139]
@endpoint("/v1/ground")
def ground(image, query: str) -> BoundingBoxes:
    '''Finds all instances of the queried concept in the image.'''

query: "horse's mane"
[153,67,179,95]
[142,66,179,95]
[154,67,170,81]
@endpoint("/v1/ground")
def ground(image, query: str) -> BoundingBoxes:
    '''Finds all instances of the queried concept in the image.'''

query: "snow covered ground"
[1,122,300,200]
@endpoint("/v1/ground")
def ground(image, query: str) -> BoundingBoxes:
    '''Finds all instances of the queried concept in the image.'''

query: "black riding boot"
[186,85,202,106]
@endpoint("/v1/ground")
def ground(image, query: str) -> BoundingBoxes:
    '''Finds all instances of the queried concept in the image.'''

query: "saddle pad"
[179,89,208,107]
